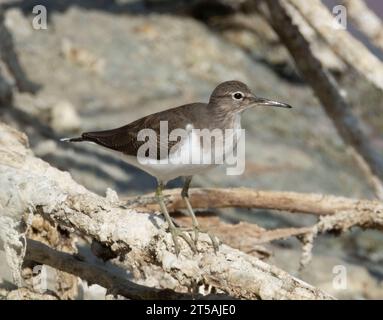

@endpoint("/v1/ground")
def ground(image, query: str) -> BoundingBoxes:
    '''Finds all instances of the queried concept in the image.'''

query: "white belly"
[124,155,216,183]
[121,129,218,183]
[106,116,242,184]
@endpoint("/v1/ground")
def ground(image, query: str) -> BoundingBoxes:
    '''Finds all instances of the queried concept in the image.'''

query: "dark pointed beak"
[249,96,292,109]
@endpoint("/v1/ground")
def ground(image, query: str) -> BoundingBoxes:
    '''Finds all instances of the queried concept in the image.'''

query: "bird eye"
[232,91,244,101]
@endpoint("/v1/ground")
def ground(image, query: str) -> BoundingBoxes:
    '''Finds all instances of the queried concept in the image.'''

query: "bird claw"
[181,225,220,253]
[168,225,197,255]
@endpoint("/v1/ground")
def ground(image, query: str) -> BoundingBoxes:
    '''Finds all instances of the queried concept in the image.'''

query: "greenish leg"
[181,176,219,252]
[156,181,196,255]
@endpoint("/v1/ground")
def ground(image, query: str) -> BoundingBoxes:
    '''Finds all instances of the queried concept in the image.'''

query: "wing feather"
[79,103,208,159]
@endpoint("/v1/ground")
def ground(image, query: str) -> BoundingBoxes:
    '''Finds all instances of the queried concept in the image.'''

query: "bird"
[61,80,292,255]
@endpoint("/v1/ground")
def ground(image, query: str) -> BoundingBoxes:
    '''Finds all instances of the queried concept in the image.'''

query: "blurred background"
[0,0,382,299]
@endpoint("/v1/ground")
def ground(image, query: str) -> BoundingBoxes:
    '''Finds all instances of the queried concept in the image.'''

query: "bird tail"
[60,129,121,149]
[60,132,105,144]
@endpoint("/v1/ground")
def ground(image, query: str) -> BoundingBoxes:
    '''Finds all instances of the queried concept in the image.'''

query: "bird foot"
[168,225,197,256]
[181,225,220,253]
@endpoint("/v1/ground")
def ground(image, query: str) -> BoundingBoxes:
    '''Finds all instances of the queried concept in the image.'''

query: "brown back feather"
[81,103,210,159]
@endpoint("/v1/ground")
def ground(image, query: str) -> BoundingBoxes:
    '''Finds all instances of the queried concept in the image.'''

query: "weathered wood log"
[0,122,333,300]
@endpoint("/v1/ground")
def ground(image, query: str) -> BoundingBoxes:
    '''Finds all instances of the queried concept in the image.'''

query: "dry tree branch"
[0,122,333,300]
[127,188,383,222]
[276,2,345,72]
[341,0,383,52]
[299,205,383,268]
[25,239,207,300]
[175,214,309,256]
[175,215,311,244]
[347,147,383,200]
[131,187,383,266]
[257,0,383,192]
[287,0,383,91]
[169,188,383,267]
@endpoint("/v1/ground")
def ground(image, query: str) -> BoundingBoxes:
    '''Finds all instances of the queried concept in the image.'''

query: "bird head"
[209,80,292,113]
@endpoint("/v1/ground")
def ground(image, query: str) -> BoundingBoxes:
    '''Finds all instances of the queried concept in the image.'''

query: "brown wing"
[81,124,138,154]
[79,103,208,159]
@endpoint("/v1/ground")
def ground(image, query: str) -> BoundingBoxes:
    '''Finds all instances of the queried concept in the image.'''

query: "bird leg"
[156,181,196,255]
[181,176,219,252]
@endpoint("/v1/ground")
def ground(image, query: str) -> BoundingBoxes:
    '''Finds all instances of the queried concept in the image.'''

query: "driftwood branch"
[277,2,345,72]
[128,188,383,222]
[25,239,205,300]
[0,122,333,300]
[166,185,383,266]
[259,0,383,192]
[299,207,383,267]
[341,0,383,52]
[131,187,383,265]
[287,0,383,92]
[348,148,383,200]
[175,214,308,256]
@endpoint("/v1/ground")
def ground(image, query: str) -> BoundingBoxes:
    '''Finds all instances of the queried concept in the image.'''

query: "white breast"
[112,116,243,184]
